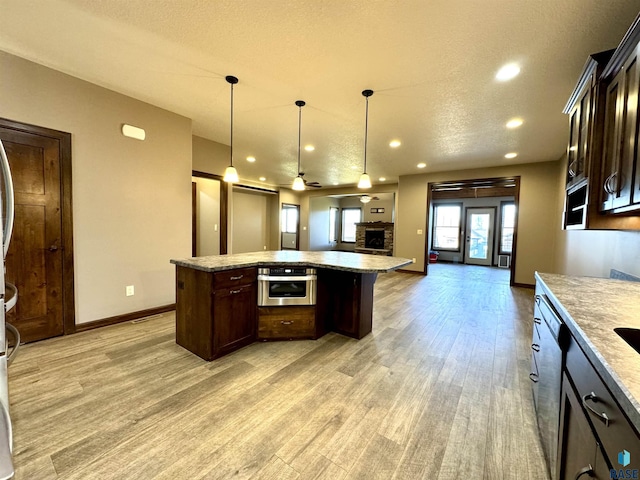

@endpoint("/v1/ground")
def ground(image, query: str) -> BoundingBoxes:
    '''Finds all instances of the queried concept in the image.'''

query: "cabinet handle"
[604,174,614,195]
[230,275,244,280]
[230,289,242,294]
[281,321,293,325]
[581,392,610,427]
[574,464,594,479]
[531,343,540,353]
[533,317,542,325]
[529,372,539,383]
[534,294,541,305]
[568,160,577,178]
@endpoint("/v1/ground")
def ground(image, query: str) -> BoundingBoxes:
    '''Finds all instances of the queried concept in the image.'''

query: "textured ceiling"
[0,1,639,189]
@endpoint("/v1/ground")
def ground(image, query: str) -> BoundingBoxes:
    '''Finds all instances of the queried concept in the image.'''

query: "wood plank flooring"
[8,263,549,479]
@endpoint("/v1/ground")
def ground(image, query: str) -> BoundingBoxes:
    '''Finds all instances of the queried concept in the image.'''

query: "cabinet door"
[601,71,623,211]
[567,84,592,187]
[602,49,640,211]
[558,374,610,480]
[213,283,256,356]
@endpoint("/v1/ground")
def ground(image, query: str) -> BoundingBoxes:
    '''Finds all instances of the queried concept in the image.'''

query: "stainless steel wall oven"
[258,267,316,306]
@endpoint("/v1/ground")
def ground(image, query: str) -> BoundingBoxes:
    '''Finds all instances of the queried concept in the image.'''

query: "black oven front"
[257,267,317,306]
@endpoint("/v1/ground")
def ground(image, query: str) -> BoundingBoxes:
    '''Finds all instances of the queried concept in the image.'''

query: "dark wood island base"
[171,251,411,362]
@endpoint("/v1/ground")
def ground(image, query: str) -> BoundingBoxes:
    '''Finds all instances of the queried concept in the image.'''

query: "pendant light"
[292,100,306,191]
[358,89,374,189]
[223,75,239,183]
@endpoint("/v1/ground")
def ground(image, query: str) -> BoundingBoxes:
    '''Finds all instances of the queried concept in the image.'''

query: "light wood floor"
[9,263,549,479]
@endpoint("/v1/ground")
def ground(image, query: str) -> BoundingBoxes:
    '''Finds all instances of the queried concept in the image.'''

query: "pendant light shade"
[358,89,374,189]
[223,75,239,183]
[292,100,306,191]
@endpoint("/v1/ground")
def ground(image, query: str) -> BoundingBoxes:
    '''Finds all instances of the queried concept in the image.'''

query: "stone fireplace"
[355,222,394,255]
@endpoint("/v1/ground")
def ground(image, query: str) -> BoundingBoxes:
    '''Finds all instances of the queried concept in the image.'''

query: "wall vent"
[498,255,511,268]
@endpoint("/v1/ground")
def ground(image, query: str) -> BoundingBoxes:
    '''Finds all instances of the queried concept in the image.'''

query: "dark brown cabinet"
[562,14,640,229]
[316,268,376,339]
[175,266,256,361]
[558,331,640,479]
[257,306,315,340]
[558,374,610,480]
[601,44,640,213]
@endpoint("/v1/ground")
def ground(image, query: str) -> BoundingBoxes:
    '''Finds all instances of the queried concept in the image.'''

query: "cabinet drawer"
[566,334,640,467]
[213,267,256,289]
[258,306,315,339]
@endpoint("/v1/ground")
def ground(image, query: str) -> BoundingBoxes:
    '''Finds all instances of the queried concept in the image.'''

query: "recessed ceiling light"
[379,177,386,181]
[304,145,315,151]
[333,182,339,185]
[259,176,266,181]
[246,156,256,162]
[496,63,520,81]
[506,118,523,129]
[505,152,518,159]
[351,165,358,170]
[417,163,426,169]
[389,140,401,148]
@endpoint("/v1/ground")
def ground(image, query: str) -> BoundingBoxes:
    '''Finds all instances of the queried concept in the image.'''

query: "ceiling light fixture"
[379,177,386,182]
[304,145,315,151]
[389,140,401,148]
[505,152,518,159]
[292,100,306,191]
[496,63,520,81]
[506,118,523,129]
[360,195,372,204]
[358,89,374,189]
[246,156,256,162]
[417,163,426,169]
[223,75,239,183]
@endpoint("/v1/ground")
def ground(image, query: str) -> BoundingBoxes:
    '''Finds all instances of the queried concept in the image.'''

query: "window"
[432,204,462,251]
[329,207,339,242]
[281,204,298,234]
[341,208,361,243]
[500,202,516,254]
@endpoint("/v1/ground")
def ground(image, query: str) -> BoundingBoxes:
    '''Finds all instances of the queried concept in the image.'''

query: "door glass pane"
[469,213,490,260]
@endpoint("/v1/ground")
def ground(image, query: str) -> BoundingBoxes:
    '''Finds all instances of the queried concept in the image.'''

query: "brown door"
[1,126,65,342]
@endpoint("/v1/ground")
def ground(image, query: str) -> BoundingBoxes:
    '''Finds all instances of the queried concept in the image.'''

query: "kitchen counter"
[535,272,640,430]
[170,250,413,273]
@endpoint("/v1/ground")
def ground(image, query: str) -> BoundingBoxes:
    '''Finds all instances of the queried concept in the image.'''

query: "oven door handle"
[258,275,317,282]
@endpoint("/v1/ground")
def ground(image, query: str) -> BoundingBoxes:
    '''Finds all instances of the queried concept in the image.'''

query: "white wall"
[0,51,192,324]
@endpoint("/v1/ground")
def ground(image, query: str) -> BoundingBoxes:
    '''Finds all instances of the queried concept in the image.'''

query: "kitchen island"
[170,251,412,361]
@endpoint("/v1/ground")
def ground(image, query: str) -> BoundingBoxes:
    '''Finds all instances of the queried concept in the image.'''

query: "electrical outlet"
[263,245,267,250]
[417,229,423,235]
[126,285,134,296]
[214,224,218,232]
[412,258,416,263]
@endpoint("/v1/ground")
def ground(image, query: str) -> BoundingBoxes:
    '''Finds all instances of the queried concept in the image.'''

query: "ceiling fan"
[283,172,322,189]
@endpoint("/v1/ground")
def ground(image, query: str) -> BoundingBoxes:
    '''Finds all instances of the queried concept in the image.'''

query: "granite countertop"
[536,272,640,429]
[171,250,413,273]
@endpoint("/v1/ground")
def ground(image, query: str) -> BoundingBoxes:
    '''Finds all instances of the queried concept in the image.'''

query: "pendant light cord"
[297,104,302,175]
[230,81,234,167]
[364,95,369,174]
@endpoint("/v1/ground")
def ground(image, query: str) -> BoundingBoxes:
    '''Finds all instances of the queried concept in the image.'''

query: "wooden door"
[213,283,256,356]
[0,126,66,342]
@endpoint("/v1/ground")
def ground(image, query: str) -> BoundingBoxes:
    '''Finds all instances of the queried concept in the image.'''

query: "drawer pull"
[535,294,541,305]
[574,464,593,480]
[230,289,242,294]
[230,275,244,280]
[529,372,539,383]
[533,317,542,325]
[281,321,294,325]
[531,343,540,353]
[581,392,610,427]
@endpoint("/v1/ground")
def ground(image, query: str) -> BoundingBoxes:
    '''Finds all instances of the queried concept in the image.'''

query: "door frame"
[192,170,228,255]
[463,206,497,266]
[281,203,300,250]
[0,117,76,334]
[426,176,521,287]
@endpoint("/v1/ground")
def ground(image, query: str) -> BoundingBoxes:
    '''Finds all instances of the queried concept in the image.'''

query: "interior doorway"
[281,203,300,250]
[427,176,520,286]
[192,170,228,256]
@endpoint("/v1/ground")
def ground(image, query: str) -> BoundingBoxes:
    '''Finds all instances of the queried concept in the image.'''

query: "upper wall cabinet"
[563,14,640,230]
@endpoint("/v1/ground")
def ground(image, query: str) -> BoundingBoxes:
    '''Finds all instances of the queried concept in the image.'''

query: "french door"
[464,208,495,266]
